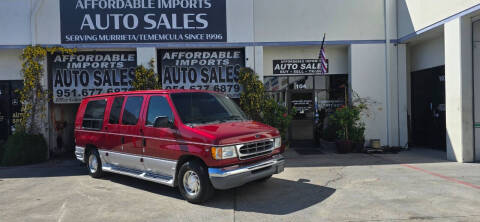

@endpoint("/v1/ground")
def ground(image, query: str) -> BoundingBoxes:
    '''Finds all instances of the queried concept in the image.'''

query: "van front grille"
[238,139,274,160]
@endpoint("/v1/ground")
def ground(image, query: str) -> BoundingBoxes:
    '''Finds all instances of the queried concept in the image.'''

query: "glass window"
[170,92,247,125]
[264,76,288,92]
[146,96,174,126]
[289,76,313,90]
[82,99,106,130]
[121,96,143,125]
[108,97,124,124]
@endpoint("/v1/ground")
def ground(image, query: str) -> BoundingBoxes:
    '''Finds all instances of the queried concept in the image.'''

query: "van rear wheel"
[87,149,104,178]
[178,160,214,204]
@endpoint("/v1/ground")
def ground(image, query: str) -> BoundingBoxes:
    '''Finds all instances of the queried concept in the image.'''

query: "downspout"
[384,0,391,146]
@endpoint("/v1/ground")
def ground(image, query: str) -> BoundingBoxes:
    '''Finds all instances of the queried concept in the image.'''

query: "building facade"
[0,0,479,162]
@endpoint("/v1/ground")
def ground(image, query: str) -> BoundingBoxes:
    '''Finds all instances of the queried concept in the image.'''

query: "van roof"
[84,89,220,99]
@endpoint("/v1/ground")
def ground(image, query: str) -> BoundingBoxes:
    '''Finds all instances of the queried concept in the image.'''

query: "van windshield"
[170,92,248,125]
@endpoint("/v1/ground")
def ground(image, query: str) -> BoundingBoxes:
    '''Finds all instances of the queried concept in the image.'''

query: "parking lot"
[1,148,479,222]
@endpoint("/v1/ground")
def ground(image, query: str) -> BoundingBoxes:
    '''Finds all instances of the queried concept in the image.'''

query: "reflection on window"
[82,100,106,130]
[146,96,174,126]
[122,96,143,125]
[109,97,124,124]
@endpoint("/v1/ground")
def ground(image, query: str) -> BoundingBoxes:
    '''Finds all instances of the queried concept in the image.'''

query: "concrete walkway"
[0,148,479,222]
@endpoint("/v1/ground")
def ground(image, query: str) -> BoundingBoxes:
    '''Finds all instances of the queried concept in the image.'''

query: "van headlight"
[274,137,282,149]
[211,146,237,160]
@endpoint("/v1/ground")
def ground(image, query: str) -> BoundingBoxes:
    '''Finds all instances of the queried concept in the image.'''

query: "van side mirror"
[153,116,175,129]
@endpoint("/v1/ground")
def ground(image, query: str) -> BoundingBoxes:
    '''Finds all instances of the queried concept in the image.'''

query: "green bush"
[263,98,293,143]
[132,59,161,90]
[238,67,265,122]
[1,132,48,166]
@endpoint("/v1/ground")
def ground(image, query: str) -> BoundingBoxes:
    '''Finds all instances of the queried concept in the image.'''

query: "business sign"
[51,52,137,104]
[317,100,344,110]
[60,0,227,43]
[273,59,329,75]
[159,49,244,98]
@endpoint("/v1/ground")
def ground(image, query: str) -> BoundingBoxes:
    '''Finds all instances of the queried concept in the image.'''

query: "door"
[0,81,23,142]
[101,96,125,164]
[103,96,125,151]
[141,95,177,178]
[0,82,11,142]
[109,95,145,171]
[411,66,446,149]
[289,90,315,146]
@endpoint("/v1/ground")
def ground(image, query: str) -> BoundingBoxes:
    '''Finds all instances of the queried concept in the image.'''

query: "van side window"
[82,99,106,130]
[121,96,143,125]
[146,96,174,126]
[109,97,124,124]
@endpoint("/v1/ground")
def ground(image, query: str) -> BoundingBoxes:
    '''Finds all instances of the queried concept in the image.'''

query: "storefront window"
[263,74,348,144]
[0,80,23,142]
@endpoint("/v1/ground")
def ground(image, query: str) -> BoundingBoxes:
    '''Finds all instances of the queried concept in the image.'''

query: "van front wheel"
[87,149,104,178]
[178,161,214,204]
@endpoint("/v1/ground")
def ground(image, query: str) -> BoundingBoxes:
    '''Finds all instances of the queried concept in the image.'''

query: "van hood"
[192,121,279,145]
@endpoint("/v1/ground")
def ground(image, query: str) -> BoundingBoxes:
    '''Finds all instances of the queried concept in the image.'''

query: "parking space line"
[401,164,480,190]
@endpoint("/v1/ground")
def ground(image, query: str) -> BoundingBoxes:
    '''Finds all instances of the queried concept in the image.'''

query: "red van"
[74,90,285,203]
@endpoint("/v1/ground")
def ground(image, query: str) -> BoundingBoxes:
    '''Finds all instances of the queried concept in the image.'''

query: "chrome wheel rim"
[183,170,200,196]
[88,154,98,174]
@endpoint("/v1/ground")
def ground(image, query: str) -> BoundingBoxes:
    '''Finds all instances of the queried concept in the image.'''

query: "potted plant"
[350,123,366,153]
[329,105,358,153]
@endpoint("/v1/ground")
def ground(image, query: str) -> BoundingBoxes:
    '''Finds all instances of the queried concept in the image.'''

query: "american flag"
[318,34,327,74]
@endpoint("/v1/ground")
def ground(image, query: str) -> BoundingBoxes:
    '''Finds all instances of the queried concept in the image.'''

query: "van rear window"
[122,96,143,125]
[109,97,124,124]
[82,99,106,130]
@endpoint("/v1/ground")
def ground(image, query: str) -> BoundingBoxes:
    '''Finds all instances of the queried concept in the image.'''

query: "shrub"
[1,132,48,166]
[238,68,265,122]
[263,98,293,143]
[328,106,361,141]
[132,59,161,90]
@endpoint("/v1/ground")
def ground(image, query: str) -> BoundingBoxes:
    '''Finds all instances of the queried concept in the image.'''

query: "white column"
[245,46,255,70]
[245,46,264,82]
[349,44,388,146]
[474,21,480,162]
[136,47,157,70]
[397,44,409,148]
[444,17,474,162]
[254,46,264,81]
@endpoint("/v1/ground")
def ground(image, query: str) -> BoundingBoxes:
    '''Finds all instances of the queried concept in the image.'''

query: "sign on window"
[51,52,137,104]
[159,49,245,98]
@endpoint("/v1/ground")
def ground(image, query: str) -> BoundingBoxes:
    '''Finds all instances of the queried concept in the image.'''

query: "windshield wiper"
[188,117,222,125]
[219,115,244,122]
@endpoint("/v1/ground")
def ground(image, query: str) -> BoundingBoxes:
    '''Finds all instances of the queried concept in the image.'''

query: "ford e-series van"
[74,90,285,203]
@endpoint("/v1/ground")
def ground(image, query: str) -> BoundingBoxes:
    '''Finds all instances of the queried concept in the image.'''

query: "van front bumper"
[75,146,85,163]
[208,154,285,190]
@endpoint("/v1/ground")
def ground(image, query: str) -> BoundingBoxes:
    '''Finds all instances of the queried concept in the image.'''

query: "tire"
[87,149,104,178]
[177,160,214,204]
[257,175,273,182]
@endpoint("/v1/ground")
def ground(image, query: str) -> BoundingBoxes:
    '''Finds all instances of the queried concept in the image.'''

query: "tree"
[132,59,161,90]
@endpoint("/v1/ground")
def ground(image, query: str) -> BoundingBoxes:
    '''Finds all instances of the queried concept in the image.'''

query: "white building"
[0,0,479,162]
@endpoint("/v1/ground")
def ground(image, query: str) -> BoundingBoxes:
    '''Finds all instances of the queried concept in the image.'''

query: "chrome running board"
[102,164,175,187]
